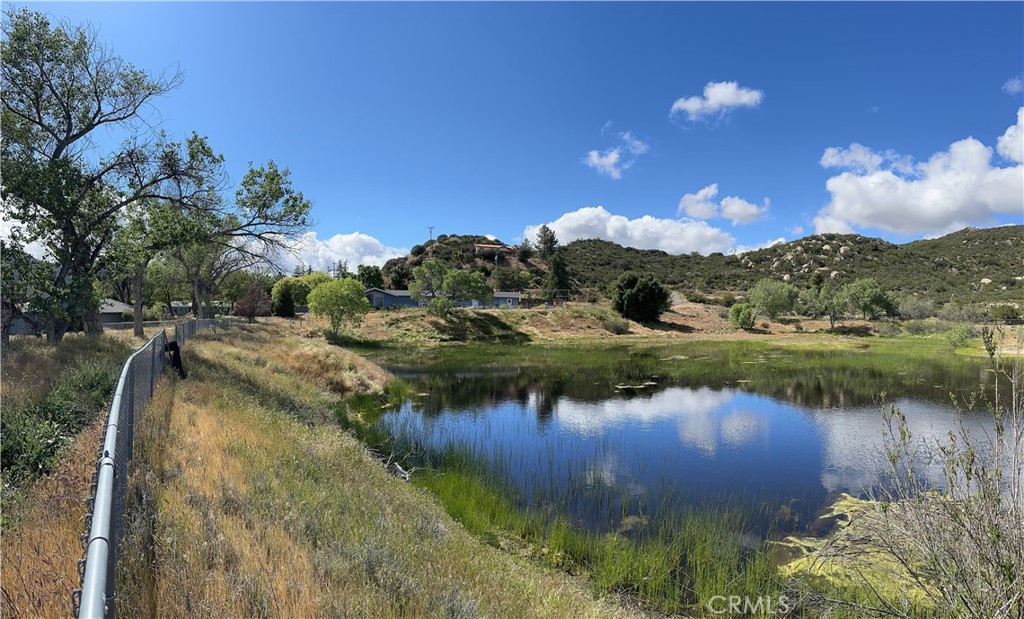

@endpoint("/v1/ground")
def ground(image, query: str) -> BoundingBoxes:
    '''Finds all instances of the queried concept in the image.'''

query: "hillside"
[379,227,1022,303]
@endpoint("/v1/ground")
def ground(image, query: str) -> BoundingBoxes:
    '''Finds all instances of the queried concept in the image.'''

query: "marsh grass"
[115,323,637,618]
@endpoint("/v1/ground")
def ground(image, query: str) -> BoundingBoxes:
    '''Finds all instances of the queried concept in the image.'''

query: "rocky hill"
[381,226,1023,302]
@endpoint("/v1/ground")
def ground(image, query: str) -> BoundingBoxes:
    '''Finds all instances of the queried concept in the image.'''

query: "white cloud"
[814,109,1024,235]
[677,183,769,225]
[271,231,408,273]
[0,216,48,259]
[670,81,764,121]
[678,184,720,219]
[1004,74,1024,95]
[583,131,650,180]
[997,107,1023,163]
[585,147,628,179]
[788,225,805,236]
[721,196,769,225]
[523,206,735,255]
[620,131,649,155]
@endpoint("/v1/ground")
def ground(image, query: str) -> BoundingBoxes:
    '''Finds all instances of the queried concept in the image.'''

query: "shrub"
[309,278,372,334]
[120,310,134,322]
[600,315,630,335]
[611,272,670,322]
[728,303,755,329]
[991,304,1021,321]
[943,323,975,350]
[747,278,798,320]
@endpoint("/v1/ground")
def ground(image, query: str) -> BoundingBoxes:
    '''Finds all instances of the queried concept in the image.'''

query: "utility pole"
[427,226,435,256]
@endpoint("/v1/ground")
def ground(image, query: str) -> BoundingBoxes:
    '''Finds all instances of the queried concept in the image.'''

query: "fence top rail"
[77,328,167,619]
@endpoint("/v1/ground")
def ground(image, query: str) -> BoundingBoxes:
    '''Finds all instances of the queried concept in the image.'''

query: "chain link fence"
[72,318,230,618]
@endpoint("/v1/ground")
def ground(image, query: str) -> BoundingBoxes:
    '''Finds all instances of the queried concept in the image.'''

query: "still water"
[368,344,995,535]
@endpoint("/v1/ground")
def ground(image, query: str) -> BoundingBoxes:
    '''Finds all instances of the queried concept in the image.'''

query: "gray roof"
[99,299,133,314]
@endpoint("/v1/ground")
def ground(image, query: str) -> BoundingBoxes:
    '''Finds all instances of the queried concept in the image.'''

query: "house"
[365,288,420,309]
[170,301,192,317]
[458,292,521,309]
[473,243,516,256]
[99,299,134,325]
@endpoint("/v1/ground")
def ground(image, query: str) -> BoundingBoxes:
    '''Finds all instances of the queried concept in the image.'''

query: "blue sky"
[11,2,1024,269]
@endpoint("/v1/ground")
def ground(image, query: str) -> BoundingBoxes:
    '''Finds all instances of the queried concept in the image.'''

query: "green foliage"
[990,304,1021,321]
[729,303,755,329]
[748,278,798,320]
[409,259,450,303]
[308,278,370,335]
[297,271,332,296]
[384,262,412,290]
[355,264,384,290]
[611,272,671,322]
[428,297,456,318]
[799,283,847,329]
[844,278,897,320]
[1,361,120,485]
[516,238,534,261]
[490,267,533,292]
[943,323,975,350]
[442,270,493,307]
[272,277,311,316]
[542,251,571,301]
[536,225,558,260]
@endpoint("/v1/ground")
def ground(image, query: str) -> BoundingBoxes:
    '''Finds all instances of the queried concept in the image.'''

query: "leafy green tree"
[356,264,385,290]
[799,283,847,330]
[307,278,370,335]
[491,267,533,292]
[409,259,450,303]
[536,225,558,260]
[611,272,671,322]
[844,278,897,320]
[747,278,798,321]
[543,251,571,302]
[385,262,412,290]
[1,10,226,340]
[271,277,311,317]
[298,271,332,297]
[728,303,755,329]
[443,270,493,308]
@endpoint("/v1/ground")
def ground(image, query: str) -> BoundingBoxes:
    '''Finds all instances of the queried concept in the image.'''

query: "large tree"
[308,278,370,335]
[1,9,225,340]
[612,272,670,323]
[536,225,558,260]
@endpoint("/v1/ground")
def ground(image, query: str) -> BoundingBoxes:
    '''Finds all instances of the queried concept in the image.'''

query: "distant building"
[365,288,419,309]
[98,299,134,325]
[473,243,515,256]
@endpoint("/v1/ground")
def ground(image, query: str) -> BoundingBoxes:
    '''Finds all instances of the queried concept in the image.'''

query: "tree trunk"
[133,263,145,337]
[1,296,13,347]
[82,296,103,335]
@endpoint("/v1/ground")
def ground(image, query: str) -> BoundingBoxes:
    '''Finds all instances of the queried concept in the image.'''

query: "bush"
[120,310,134,322]
[600,315,630,335]
[991,304,1021,321]
[898,296,934,319]
[728,303,755,329]
[944,323,975,350]
[611,272,670,322]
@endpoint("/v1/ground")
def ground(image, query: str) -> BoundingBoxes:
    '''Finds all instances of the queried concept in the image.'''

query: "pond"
[365,342,997,538]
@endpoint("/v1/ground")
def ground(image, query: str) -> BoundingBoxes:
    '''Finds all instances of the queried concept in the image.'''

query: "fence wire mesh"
[73,318,229,618]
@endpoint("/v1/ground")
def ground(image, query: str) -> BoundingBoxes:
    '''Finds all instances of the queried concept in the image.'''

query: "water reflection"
[372,348,996,535]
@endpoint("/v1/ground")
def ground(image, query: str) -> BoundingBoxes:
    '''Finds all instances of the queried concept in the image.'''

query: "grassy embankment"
[1,334,133,617]
[112,322,636,618]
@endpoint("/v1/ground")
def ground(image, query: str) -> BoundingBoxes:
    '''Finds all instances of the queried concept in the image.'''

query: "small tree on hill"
[612,272,671,323]
[308,278,370,335]
[236,283,271,323]
[385,262,412,290]
[748,278,798,321]
[517,238,535,261]
[799,283,847,330]
[543,251,571,302]
[536,225,558,260]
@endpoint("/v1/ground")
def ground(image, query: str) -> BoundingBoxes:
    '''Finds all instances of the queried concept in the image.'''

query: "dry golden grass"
[0,334,131,404]
[116,323,639,618]
[0,413,105,618]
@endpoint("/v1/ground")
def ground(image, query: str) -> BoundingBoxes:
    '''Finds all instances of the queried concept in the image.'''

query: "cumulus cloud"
[721,196,769,225]
[523,206,735,255]
[0,216,48,259]
[271,231,408,273]
[814,109,1024,235]
[583,131,650,180]
[677,183,769,225]
[1004,74,1024,95]
[678,184,720,219]
[731,237,787,255]
[670,81,764,121]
